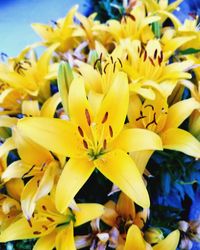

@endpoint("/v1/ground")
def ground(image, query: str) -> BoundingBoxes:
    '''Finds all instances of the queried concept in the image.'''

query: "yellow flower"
[121,39,193,99]
[0,195,104,250]
[17,72,163,213]
[124,224,180,250]
[125,92,200,173]
[0,44,58,102]
[32,6,78,53]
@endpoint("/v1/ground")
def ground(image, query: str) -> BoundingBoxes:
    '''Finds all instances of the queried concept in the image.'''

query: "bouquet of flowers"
[0,0,200,249]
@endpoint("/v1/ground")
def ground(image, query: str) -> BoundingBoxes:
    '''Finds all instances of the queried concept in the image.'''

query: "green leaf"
[152,21,161,39]
[179,48,200,55]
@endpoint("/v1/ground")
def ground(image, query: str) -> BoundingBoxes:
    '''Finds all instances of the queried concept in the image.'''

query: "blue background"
[0,0,86,56]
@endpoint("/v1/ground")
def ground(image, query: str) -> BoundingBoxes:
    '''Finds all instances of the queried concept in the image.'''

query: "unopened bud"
[144,227,164,244]
[178,220,189,232]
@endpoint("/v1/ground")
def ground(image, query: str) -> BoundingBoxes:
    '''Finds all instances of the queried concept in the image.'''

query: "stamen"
[113,61,117,73]
[22,165,35,179]
[102,112,108,124]
[104,62,110,74]
[0,196,6,201]
[110,56,114,64]
[83,139,88,149]
[42,225,48,231]
[33,231,41,235]
[136,111,147,121]
[103,139,107,150]
[154,49,158,59]
[146,113,157,129]
[143,50,147,62]
[139,48,143,58]
[27,219,32,228]
[85,109,91,126]
[46,217,55,222]
[123,12,136,22]
[93,53,102,70]
[78,126,84,137]
[137,46,140,54]
[42,205,47,211]
[148,57,155,66]
[117,58,123,68]
[109,125,113,137]
[37,180,40,187]
[144,104,154,110]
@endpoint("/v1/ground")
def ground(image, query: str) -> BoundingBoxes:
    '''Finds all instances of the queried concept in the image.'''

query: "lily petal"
[40,92,61,118]
[95,149,150,208]
[164,98,200,130]
[161,128,200,158]
[55,222,76,250]
[17,117,83,157]
[74,203,104,227]
[0,137,15,158]
[33,230,56,250]
[153,230,180,250]
[114,128,162,152]
[124,225,146,250]
[55,158,94,213]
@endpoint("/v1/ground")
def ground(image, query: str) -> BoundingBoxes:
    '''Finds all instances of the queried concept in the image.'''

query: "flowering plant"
[0,0,200,249]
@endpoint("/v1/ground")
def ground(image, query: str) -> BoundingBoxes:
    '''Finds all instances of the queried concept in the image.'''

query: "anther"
[103,139,107,150]
[33,231,41,235]
[109,125,113,137]
[83,139,88,149]
[42,205,47,211]
[144,104,154,110]
[113,61,117,73]
[154,49,158,59]
[85,109,91,126]
[117,58,123,68]
[104,63,110,74]
[143,50,147,62]
[42,225,48,231]
[148,57,155,66]
[123,13,136,22]
[102,112,108,124]
[27,219,32,228]
[46,217,55,222]
[78,126,84,137]
[110,56,114,64]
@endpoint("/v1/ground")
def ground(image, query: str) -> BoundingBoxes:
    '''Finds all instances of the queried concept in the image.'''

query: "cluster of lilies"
[0,0,200,249]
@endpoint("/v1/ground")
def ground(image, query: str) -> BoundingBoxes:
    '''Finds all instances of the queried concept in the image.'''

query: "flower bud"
[178,220,189,233]
[144,227,164,244]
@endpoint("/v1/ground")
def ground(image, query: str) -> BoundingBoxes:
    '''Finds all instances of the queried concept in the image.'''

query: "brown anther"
[102,112,108,124]
[42,205,47,211]
[109,125,113,137]
[85,109,91,126]
[78,126,84,137]
[104,62,110,74]
[143,50,147,62]
[144,104,154,111]
[154,49,158,59]
[83,139,88,149]
[46,217,55,222]
[113,61,117,73]
[160,51,163,61]
[37,180,40,187]
[103,139,107,150]
[117,58,123,68]
[33,231,41,235]
[137,46,140,54]
[148,57,155,66]
[42,225,48,231]
[110,56,114,64]
[40,162,46,171]
[124,12,136,22]
[27,219,32,228]
[139,48,143,58]
[0,197,6,201]
[93,53,102,69]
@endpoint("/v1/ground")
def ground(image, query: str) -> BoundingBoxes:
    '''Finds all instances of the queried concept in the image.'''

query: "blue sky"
[0,0,86,56]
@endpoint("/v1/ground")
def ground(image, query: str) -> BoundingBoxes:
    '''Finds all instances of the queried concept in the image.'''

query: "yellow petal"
[74,203,104,227]
[114,128,162,152]
[164,98,200,130]
[55,222,76,250]
[124,225,146,250]
[116,192,135,220]
[13,127,52,165]
[130,150,153,174]
[6,179,24,201]
[161,128,200,158]
[22,100,40,117]
[153,230,180,250]
[0,116,18,127]
[0,137,15,158]
[33,231,56,250]
[95,149,150,208]
[55,158,94,213]
[96,72,129,138]
[17,117,83,157]
[40,92,61,118]
[101,200,118,226]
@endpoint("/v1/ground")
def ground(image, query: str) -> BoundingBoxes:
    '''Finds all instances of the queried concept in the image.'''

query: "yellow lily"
[0,44,58,102]
[142,0,183,14]
[101,4,159,44]
[17,72,163,213]
[124,224,180,250]
[121,39,194,99]
[126,93,200,173]
[101,192,148,246]
[0,195,104,250]
[32,6,78,53]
